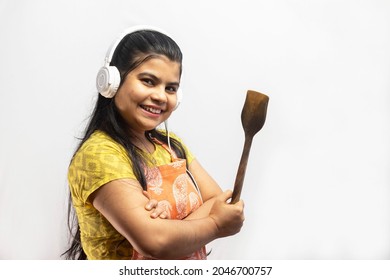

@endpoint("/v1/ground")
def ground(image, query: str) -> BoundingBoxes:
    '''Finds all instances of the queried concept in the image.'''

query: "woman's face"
[114,55,181,136]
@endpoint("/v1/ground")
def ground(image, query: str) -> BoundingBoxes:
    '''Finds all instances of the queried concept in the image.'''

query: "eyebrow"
[138,72,180,87]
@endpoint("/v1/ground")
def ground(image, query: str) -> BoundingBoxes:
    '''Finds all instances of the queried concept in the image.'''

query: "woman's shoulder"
[76,130,128,158]
[84,130,115,144]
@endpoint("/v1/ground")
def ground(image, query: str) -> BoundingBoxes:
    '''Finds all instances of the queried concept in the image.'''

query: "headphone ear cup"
[96,65,121,98]
[174,88,183,110]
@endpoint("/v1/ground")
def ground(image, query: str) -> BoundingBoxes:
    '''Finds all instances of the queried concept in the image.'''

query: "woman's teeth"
[142,105,162,114]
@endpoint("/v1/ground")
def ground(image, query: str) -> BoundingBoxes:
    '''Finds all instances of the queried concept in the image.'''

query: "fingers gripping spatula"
[231,90,269,204]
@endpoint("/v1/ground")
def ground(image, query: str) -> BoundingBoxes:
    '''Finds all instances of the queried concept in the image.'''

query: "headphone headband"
[103,25,172,67]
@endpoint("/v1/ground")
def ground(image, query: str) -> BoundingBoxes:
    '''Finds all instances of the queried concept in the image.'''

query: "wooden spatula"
[231,90,269,204]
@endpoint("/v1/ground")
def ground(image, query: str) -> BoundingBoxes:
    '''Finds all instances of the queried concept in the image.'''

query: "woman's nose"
[150,87,167,103]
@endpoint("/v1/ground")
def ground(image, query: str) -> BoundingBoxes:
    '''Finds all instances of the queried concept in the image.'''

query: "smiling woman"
[63,26,245,260]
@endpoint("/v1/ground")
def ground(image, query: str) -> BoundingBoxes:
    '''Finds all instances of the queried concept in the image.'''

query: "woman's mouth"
[140,105,163,114]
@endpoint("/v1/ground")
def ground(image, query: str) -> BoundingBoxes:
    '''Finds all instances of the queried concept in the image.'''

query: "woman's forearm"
[135,216,218,259]
[184,197,217,220]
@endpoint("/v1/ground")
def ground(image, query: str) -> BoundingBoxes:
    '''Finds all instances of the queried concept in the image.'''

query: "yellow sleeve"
[68,131,136,205]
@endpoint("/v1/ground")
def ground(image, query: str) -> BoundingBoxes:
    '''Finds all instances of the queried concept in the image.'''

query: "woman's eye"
[166,86,177,93]
[142,79,154,86]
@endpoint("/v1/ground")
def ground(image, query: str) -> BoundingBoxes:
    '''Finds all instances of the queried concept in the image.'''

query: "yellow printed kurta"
[68,130,204,259]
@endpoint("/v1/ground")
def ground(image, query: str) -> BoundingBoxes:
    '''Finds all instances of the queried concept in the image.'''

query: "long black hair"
[62,29,186,260]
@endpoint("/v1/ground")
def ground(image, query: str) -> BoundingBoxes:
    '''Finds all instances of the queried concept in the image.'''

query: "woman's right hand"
[209,190,245,238]
[143,190,168,219]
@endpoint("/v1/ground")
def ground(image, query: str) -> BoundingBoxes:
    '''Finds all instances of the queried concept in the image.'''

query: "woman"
[64,26,244,260]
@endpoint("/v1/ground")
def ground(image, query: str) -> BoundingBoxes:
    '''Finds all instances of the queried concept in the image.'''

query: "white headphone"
[96,25,183,110]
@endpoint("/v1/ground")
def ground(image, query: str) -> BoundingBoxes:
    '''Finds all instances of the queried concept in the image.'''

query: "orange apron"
[132,138,207,260]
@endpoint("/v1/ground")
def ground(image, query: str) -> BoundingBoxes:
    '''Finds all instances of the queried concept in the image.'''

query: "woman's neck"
[129,130,155,154]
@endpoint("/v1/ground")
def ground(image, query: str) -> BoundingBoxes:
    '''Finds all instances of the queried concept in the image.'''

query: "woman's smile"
[140,104,164,115]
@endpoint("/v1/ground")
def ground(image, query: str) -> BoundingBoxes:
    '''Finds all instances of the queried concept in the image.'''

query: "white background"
[0,0,389,259]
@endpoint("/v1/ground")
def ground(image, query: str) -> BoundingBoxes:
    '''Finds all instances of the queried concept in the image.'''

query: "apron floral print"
[132,137,207,260]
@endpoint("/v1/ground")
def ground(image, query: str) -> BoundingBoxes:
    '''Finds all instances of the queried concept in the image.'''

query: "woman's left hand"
[143,191,168,219]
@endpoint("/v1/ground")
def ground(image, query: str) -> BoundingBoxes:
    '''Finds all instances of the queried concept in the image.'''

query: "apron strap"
[150,136,180,161]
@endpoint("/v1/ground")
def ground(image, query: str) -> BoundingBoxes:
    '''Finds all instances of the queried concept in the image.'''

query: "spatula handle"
[231,136,253,204]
